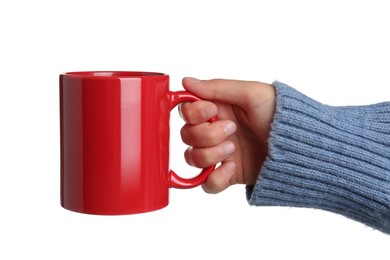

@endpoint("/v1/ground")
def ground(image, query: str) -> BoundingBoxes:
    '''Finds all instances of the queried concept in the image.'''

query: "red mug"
[60,71,215,215]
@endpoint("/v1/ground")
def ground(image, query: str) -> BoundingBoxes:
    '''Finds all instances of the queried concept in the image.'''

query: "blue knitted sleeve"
[247,81,390,234]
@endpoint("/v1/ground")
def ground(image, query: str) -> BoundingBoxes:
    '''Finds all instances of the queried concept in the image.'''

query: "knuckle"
[192,149,214,168]
[184,108,195,123]
[182,103,203,124]
[207,78,224,85]
[180,125,191,144]
[205,127,219,145]
[181,103,202,124]
[194,155,210,168]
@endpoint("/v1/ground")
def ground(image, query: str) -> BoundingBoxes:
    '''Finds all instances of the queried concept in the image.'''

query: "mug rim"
[62,71,167,79]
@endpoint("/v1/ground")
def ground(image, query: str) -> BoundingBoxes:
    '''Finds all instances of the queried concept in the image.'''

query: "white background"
[1,0,389,259]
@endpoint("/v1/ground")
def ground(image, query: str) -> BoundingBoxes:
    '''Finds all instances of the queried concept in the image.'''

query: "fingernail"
[224,122,237,136]
[184,77,200,83]
[222,161,235,176]
[221,141,235,156]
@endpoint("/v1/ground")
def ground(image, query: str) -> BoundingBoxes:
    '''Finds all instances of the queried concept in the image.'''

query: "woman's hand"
[180,77,276,193]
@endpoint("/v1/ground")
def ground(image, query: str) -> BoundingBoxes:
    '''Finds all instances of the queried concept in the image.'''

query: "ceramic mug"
[60,71,216,215]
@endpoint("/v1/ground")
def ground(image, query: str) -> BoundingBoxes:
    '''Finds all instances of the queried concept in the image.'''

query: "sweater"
[247,81,390,234]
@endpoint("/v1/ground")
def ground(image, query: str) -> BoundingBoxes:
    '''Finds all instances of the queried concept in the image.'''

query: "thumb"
[182,77,257,108]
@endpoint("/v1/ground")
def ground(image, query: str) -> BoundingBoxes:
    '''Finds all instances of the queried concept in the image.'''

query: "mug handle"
[168,91,217,189]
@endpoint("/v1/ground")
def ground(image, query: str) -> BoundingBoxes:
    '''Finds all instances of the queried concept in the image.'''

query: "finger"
[181,120,237,147]
[202,161,236,194]
[182,77,259,108]
[184,141,235,168]
[178,100,217,124]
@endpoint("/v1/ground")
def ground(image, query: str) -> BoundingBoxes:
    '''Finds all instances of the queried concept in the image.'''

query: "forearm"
[247,81,390,234]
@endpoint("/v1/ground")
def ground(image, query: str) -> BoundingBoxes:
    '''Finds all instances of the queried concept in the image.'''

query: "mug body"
[60,72,170,214]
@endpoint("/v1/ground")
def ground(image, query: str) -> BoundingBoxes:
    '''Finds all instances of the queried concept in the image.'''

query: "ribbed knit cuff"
[247,81,390,234]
